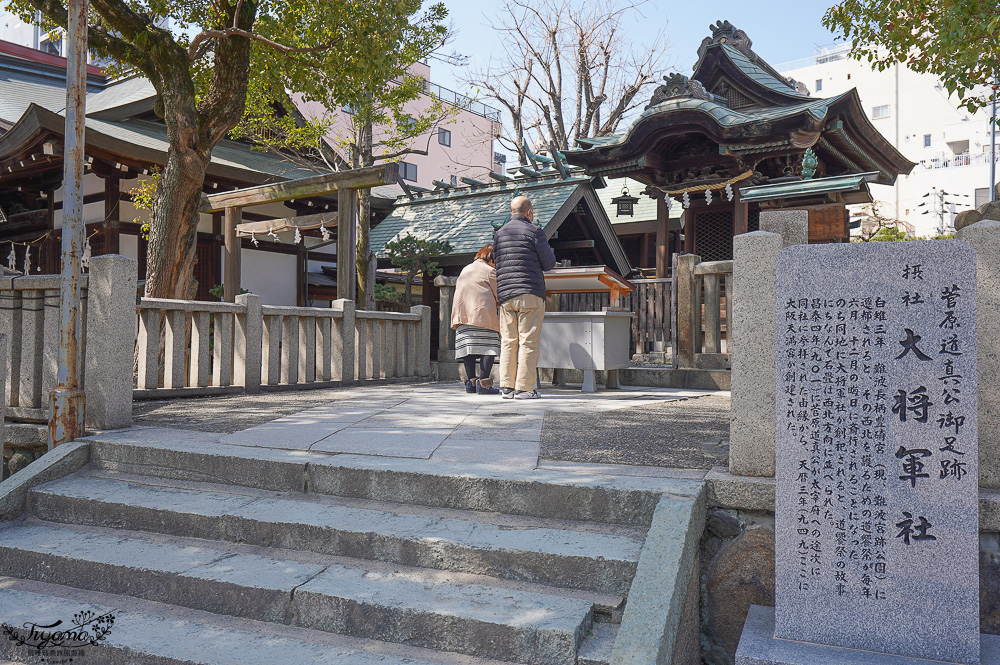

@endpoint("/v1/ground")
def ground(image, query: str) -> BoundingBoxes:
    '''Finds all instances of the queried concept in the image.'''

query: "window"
[438,127,451,147]
[924,134,932,148]
[399,115,416,132]
[815,79,823,92]
[449,174,458,186]
[399,161,418,182]
[872,105,890,119]
[341,105,354,115]
[976,188,991,208]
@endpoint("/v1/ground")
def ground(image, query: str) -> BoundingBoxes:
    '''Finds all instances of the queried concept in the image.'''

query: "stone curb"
[610,485,707,665]
[0,440,89,521]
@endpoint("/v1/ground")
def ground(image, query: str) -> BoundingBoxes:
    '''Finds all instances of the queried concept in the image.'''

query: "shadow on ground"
[540,394,730,469]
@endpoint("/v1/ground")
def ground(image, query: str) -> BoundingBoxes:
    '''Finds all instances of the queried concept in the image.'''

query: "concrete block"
[84,255,138,429]
[0,439,88,521]
[759,210,808,247]
[331,299,355,383]
[235,293,262,393]
[413,305,432,378]
[705,466,775,511]
[736,606,1000,665]
[958,219,1000,488]
[610,489,706,665]
[729,231,782,477]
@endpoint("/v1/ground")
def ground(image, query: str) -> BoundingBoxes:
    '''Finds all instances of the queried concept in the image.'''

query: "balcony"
[422,80,502,122]
[919,151,999,170]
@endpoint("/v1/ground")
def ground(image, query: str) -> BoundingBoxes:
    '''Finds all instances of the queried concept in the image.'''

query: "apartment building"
[780,43,997,236]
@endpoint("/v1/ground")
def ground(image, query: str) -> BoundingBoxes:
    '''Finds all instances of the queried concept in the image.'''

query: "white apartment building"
[780,43,998,236]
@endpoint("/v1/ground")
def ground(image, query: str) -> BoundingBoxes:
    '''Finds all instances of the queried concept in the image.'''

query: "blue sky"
[431,0,843,98]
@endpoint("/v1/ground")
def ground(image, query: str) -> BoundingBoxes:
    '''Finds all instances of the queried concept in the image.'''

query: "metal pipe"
[992,77,997,202]
[49,0,88,448]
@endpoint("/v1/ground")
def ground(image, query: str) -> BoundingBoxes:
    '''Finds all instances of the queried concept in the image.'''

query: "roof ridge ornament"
[696,20,754,64]
[646,73,719,109]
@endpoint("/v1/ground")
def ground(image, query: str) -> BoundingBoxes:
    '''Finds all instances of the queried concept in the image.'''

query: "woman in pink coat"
[451,244,501,395]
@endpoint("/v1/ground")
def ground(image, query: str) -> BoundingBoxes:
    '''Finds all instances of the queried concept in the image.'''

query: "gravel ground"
[539,394,730,469]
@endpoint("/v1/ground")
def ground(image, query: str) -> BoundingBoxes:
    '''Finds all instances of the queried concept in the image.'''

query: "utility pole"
[49,0,88,447]
[918,187,969,234]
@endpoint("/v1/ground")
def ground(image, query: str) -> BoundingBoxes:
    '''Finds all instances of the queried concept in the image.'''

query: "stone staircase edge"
[609,484,708,665]
[0,439,89,521]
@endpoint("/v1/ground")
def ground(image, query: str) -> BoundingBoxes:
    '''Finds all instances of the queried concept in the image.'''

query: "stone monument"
[737,240,1000,665]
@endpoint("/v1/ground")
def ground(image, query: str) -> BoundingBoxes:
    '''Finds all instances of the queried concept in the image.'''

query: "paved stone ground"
[131,382,730,472]
[539,394,730,469]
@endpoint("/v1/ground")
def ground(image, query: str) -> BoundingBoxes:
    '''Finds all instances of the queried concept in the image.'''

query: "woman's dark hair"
[475,244,494,265]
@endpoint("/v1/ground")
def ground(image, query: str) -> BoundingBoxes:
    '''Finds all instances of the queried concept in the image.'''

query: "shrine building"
[564,20,916,276]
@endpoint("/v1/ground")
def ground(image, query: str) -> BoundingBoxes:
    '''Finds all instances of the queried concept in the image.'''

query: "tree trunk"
[143,146,209,299]
[356,120,375,309]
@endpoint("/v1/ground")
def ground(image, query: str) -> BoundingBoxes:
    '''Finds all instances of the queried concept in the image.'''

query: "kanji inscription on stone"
[774,241,979,664]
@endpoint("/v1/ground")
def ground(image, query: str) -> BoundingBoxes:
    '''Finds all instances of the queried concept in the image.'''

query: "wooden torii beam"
[198,163,398,303]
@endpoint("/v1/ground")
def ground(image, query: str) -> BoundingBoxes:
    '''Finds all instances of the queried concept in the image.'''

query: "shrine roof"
[738,171,879,204]
[370,172,631,275]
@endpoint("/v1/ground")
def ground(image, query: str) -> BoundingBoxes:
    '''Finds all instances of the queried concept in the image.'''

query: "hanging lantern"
[705,188,713,205]
[725,183,734,201]
[682,191,690,209]
[611,185,639,217]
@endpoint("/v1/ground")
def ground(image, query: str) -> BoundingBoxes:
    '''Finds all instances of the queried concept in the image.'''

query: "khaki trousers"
[499,294,545,392]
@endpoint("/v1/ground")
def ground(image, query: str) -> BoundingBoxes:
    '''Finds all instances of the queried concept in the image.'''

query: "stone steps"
[28,470,644,597]
[0,520,595,665]
[0,431,706,664]
[0,578,519,665]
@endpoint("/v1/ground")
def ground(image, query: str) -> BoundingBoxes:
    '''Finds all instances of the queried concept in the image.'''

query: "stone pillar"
[332,298,355,384]
[234,293,262,394]
[674,254,699,369]
[433,275,459,380]
[84,254,138,430]
[729,210,807,477]
[957,219,1000,488]
[412,305,432,377]
[0,332,6,449]
[759,209,809,246]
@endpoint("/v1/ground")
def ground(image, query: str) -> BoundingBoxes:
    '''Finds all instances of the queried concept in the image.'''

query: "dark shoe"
[477,377,500,395]
[465,379,477,393]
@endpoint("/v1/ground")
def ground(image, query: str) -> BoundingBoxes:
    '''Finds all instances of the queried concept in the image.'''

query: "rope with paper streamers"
[5,228,102,273]
[652,169,755,196]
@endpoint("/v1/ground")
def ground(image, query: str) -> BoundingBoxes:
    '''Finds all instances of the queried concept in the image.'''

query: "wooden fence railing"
[556,277,674,355]
[675,254,731,370]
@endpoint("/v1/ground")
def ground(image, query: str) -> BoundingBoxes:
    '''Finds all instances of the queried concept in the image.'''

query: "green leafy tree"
[823,1,1000,112]
[234,0,453,308]
[6,0,446,301]
[383,233,452,307]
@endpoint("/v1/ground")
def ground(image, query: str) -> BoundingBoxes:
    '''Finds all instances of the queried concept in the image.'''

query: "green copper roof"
[371,176,591,257]
[738,171,879,203]
[719,44,809,98]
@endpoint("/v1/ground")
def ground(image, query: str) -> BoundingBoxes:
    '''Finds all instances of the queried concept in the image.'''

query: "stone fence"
[1,254,433,432]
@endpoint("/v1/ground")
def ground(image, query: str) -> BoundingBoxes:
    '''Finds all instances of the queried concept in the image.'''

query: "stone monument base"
[736,606,1000,665]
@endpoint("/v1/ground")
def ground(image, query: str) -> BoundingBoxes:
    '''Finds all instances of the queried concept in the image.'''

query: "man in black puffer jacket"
[493,196,557,399]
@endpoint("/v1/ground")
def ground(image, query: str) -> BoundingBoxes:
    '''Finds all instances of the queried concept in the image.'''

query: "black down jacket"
[493,213,557,304]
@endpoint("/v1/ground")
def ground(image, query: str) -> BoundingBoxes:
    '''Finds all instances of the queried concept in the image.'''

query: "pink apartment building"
[295,62,504,190]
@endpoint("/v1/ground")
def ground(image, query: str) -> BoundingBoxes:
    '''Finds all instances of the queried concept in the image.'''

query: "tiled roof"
[371,176,591,256]
[719,44,809,98]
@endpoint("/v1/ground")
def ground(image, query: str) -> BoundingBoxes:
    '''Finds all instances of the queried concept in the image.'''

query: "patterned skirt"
[454,324,500,358]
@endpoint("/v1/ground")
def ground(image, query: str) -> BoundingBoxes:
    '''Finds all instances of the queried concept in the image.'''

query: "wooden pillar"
[655,196,669,278]
[684,209,695,254]
[223,205,242,302]
[733,188,748,236]
[104,175,120,253]
[337,187,357,302]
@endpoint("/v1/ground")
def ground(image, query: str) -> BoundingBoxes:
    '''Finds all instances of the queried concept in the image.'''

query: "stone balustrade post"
[412,305,432,377]
[84,254,138,430]
[433,275,458,380]
[729,210,808,477]
[674,254,700,369]
[0,332,6,449]
[957,219,1000,488]
[332,299,355,384]
[234,293,262,394]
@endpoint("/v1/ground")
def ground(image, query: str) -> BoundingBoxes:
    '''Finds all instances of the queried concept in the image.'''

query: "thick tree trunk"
[143,143,210,300]
[356,120,375,309]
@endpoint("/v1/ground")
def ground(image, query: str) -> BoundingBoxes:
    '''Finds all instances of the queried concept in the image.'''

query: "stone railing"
[675,256,732,370]
[0,255,136,430]
[134,295,432,398]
